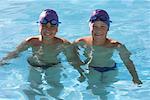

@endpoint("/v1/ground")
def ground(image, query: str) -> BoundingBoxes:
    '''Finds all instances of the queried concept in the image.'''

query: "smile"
[94,34,104,36]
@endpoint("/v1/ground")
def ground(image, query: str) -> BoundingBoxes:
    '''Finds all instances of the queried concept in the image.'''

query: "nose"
[93,28,101,33]
[45,23,56,30]
[46,23,52,28]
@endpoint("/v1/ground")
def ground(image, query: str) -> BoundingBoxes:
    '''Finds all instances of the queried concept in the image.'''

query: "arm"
[117,44,142,85]
[73,38,93,65]
[0,40,29,66]
[63,42,86,82]
[64,42,85,70]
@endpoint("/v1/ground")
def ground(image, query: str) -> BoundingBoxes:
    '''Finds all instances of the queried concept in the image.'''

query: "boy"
[0,9,76,68]
[0,9,83,99]
[74,9,142,85]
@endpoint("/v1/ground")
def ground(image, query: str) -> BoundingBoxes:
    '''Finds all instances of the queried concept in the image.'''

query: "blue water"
[0,0,150,100]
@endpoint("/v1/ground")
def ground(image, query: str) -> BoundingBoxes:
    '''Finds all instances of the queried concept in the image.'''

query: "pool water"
[0,0,150,100]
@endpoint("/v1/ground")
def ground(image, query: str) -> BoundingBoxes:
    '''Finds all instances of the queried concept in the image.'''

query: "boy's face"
[89,21,108,39]
[39,23,58,39]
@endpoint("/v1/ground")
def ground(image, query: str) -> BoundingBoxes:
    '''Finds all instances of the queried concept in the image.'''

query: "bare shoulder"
[74,36,92,44]
[26,35,41,42]
[55,37,71,45]
[62,38,71,45]
[25,35,42,46]
[108,38,131,55]
[107,38,122,48]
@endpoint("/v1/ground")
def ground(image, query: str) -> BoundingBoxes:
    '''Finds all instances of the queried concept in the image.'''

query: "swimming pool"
[0,0,150,100]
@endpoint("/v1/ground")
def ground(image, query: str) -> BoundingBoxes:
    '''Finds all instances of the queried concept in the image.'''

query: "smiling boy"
[0,9,72,68]
[74,9,142,85]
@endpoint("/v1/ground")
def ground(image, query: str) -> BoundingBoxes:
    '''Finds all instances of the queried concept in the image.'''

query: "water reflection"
[86,68,118,100]
[24,64,63,100]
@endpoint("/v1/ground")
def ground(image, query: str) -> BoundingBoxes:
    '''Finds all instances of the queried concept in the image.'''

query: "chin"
[48,36,55,38]
[94,35,105,39]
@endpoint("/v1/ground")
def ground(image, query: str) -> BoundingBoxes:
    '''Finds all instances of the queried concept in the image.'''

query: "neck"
[92,37,107,46]
[42,36,55,44]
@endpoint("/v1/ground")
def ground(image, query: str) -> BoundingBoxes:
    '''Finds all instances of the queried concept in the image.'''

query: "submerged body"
[74,9,142,99]
[0,9,80,100]
[75,36,123,71]
[26,35,70,67]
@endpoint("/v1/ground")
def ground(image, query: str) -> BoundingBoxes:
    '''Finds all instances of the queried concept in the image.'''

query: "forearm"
[0,51,19,66]
[118,44,142,84]
[124,60,139,80]
[1,41,29,64]
[74,65,84,75]
[2,51,19,60]
[70,62,86,82]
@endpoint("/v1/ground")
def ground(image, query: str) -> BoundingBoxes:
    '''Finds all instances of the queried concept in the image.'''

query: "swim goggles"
[89,15,112,23]
[37,18,61,26]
